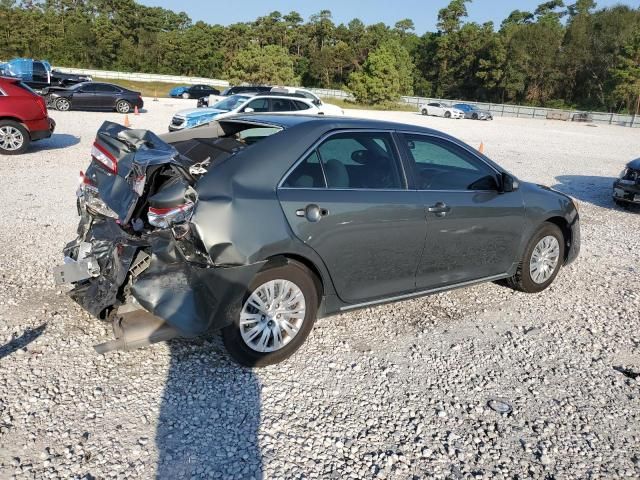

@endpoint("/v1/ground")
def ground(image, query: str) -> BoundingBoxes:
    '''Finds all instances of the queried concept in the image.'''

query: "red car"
[0,76,55,154]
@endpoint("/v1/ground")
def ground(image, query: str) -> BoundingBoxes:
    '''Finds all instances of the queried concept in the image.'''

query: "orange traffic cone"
[478,141,484,154]
[134,105,139,116]
[124,114,131,128]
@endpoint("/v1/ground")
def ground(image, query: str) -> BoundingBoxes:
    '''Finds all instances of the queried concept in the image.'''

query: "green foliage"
[227,44,298,86]
[1,0,639,112]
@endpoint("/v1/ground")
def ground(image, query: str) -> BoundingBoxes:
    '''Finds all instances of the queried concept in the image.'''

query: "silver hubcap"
[529,235,560,284]
[0,126,24,151]
[57,99,69,110]
[240,279,306,353]
[117,102,129,113]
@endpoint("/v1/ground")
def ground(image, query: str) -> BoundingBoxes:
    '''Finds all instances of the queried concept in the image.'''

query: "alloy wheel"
[56,98,70,111]
[529,235,560,284]
[116,101,131,113]
[0,125,25,151]
[239,279,306,353]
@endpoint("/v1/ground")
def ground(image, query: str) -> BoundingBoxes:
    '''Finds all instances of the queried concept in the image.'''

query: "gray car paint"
[62,114,580,340]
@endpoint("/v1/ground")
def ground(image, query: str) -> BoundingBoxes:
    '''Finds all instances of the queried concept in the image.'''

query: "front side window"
[246,98,269,112]
[317,132,404,189]
[402,134,498,191]
[79,84,99,92]
[95,84,119,92]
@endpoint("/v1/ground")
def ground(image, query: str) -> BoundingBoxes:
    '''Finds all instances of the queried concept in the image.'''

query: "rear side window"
[282,151,326,188]
[95,84,120,92]
[401,134,498,191]
[318,132,404,189]
[271,98,296,112]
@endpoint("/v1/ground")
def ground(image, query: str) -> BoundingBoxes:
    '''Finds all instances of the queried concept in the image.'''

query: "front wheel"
[421,108,428,116]
[444,111,452,118]
[181,92,190,99]
[0,120,30,155]
[116,100,131,114]
[506,223,565,293]
[222,260,318,367]
[55,98,71,111]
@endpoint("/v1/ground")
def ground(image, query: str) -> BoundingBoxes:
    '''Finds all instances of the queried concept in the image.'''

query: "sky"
[138,0,639,33]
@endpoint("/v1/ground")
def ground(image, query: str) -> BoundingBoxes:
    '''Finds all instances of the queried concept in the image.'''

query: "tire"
[55,98,71,111]
[181,92,190,99]
[222,260,319,367]
[0,120,30,155]
[444,111,451,118]
[421,108,428,116]
[506,222,565,293]
[472,113,478,120]
[614,198,629,209]
[116,100,131,114]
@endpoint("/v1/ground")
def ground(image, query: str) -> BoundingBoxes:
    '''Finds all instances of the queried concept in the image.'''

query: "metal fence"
[53,66,229,88]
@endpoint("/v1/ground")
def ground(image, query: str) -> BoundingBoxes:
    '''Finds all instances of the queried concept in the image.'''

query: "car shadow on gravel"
[552,175,624,210]
[0,323,46,360]
[155,338,263,479]
[30,133,80,152]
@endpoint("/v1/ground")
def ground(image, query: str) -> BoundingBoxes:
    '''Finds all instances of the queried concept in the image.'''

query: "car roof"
[225,113,445,135]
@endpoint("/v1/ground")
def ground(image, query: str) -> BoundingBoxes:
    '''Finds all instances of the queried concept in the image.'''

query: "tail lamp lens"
[148,202,195,229]
[91,142,117,173]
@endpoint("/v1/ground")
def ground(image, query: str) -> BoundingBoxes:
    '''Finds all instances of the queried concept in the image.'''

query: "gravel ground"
[0,99,639,479]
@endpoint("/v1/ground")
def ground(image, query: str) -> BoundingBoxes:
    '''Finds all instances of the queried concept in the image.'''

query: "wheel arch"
[542,215,572,262]
[263,253,326,298]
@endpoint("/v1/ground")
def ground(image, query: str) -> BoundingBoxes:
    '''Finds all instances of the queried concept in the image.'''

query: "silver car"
[453,103,493,120]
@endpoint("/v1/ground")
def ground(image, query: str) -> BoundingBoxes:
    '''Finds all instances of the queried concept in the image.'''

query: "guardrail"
[54,66,638,127]
[54,66,229,88]
[400,96,638,128]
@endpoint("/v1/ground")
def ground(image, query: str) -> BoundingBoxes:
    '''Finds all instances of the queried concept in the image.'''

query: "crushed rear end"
[54,121,264,353]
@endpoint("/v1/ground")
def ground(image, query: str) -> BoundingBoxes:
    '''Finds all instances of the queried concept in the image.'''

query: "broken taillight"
[77,170,118,219]
[148,202,195,229]
[91,141,117,173]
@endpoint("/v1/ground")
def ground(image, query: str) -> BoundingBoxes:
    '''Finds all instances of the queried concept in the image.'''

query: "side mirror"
[244,107,254,113]
[500,172,519,193]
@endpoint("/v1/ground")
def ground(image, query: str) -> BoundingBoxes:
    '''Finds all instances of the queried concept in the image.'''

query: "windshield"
[211,95,250,111]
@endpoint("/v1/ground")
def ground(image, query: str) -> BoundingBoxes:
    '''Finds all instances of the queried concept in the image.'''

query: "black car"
[46,82,143,113]
[613,158,640,207]
[179,84,220,100]
[197,85,271,107]
[54,115,580,366]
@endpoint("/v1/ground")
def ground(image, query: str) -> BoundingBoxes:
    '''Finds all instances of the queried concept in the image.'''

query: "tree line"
[1,0,639,112]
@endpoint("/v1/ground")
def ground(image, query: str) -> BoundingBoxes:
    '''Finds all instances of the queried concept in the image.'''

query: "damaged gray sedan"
[55,114,580,366]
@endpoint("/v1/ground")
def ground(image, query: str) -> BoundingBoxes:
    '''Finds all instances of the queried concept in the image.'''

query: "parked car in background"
[46,82,143,113]
[270,86,344,115]
[176,84,220,100]
[2,58,91,91]
[419,102,464,119]
[613,158,640,208]
[0,76,55,154]
[198,85,272,107]
[55,115,580,366]
[572,112,593,123]
[169,86,190,98]
[169,93,324,131]
[453,103,493,120]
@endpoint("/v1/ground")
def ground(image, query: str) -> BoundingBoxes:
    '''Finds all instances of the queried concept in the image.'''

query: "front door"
[397,133,525,290]
[278,130,426,304]
[72,83,99,109]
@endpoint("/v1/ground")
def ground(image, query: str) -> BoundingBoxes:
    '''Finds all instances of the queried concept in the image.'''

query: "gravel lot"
[1,98,639,479]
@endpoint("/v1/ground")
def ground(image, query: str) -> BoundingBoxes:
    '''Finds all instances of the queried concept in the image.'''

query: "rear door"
[397,133,525,290]
[278,130,426,304]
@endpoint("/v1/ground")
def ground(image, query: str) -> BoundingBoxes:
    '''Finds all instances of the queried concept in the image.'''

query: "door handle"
[296,204,329,222]
[427,202,451,217]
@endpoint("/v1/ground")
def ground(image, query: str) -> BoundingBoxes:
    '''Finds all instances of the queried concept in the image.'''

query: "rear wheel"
[444,111,452,118]
[55,98,71,111]
[116,100,131,114]
[506,223,565,293]
[0,120,30,155]
[472,113,479,120]
[222,260,318,367]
